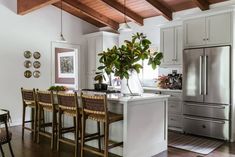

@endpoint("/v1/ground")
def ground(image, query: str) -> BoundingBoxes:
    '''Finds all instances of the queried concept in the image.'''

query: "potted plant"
[97,32,163,95]
[48,85,68,91]
[94,71,108,91]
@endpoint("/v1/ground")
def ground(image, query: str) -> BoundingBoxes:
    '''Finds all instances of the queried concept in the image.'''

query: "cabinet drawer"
[169,101,182,114]
[183,103,230,120]
[168,115,182,128]
[183,116,229,140]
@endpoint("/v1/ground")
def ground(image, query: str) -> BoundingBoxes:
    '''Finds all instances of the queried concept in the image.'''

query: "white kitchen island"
[85,93,169,157]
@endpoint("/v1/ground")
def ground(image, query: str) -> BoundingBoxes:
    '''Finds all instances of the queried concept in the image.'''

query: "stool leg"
[33,107,37,142]
[80,117,86,157]
[51,109,56,150]
[0,145,5,157]
[37,106,41,144]
[42,110,45,132]
[75,115,79,157]
[97,122,101,151]
[57,110,62,151]
[22,105,26,140]
[104,123,109,157]
[8,142,14,157]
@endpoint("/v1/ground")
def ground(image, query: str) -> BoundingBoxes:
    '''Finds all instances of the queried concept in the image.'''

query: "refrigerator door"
[204,46,230,105]
[183,49,204,102]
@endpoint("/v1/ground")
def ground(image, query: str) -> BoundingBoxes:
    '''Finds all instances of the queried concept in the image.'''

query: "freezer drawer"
[183,103,230,120]
[183,116,229,140]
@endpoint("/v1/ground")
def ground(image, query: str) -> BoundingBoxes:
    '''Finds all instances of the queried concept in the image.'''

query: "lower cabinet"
[144,88,183,132]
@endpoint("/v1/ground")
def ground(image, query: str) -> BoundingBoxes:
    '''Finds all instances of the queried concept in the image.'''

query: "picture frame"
[57,51,75,78]
[51,42,80,90]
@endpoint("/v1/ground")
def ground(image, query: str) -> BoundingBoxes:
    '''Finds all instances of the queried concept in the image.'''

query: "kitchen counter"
[143,86,182,92]
[85,93,169,157]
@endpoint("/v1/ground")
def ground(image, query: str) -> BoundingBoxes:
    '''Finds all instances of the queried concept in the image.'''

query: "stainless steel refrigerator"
[183,46,230,140]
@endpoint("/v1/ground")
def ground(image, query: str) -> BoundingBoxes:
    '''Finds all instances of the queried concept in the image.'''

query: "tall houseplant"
[98,33,163,94]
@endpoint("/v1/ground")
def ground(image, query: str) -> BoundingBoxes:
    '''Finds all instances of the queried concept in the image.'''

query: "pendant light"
[58,0,66,42]
[118,0,132,32]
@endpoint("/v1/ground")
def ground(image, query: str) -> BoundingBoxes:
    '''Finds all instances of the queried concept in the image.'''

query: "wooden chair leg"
[33,107,38,142]
[22,105,26,140]
[51,109,56,150]
[37,106,41,144]
[81,117,86,157]
[104,123,109,157]
[8,142,14,157]
[97,122,101,151]
[42,110,45,132]
[75,116,79,157]
[0,145,5,157]
[57,110,62,152]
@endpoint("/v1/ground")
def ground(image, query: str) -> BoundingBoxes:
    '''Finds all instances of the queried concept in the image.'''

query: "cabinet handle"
[172,59,177,61]
[203,38,206,41]
[207,38,209,41]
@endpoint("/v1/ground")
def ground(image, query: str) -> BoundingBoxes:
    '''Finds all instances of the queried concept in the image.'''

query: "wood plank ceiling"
[17,0,228,30]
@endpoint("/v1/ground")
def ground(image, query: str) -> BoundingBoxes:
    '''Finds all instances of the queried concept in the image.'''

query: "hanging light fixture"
[58,0,66,42]
[118,0,132,32]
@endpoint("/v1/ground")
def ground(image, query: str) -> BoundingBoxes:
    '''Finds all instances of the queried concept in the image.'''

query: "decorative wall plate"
[33,71,40,78]
[33,51,41,59]
[24,70,32,78]
[24,60,32,68]
[24,51,32,59]
[33,61,41,69]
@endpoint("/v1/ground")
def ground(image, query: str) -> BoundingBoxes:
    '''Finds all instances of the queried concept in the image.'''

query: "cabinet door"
[175,26,183,65]
[206,12,231,45]
[160,27,175,65]
[184,17,206,47]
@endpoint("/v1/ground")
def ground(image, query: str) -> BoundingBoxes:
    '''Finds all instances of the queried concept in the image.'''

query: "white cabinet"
[184,12,231,48]
[160,26,182,66]
[85,31,119,88]
[144,88,183,132]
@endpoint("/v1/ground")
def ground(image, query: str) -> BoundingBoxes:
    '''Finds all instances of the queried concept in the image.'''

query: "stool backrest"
[57,92,79,110]
[81,92,107,115]
[36,90,54,108]
[21,88,36,105]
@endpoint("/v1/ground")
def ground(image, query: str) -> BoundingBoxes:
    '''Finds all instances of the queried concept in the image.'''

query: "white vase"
[121,70,143,95]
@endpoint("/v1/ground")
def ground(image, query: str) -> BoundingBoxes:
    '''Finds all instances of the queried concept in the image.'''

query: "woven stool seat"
[88,112,123,123]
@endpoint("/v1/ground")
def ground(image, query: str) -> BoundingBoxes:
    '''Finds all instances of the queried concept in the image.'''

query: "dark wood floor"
[3,126,235,157]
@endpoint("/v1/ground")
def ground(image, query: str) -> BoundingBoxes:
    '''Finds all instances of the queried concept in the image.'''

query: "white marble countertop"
[143,87,182,92]
[107,93,170,102]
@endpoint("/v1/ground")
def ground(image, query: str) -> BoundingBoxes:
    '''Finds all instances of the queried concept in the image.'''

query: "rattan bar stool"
[57,92,102,157]
[80,92,123,157]
[57,92,81,157]
[36,90,57,149]
[21,88,38,141]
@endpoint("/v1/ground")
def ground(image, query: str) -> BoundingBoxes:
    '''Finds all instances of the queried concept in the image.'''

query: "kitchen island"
[85,93,169,157]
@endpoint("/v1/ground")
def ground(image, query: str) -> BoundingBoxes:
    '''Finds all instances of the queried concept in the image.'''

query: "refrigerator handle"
[199,56,203,95]
[204,55,208,95]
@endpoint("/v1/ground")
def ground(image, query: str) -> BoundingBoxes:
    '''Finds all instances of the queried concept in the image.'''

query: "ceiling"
[17,0,229,30]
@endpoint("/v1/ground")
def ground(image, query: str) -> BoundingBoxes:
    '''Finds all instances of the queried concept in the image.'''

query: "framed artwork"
[58,51,75,78]
[51,42,80,90]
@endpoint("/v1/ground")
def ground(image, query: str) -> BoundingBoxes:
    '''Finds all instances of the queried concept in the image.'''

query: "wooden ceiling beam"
[53,2,106,28]
[62,0,119,30]
[17,0,60,15]
[192,0,209,11]
[101,0,143,25]
[145,0,172,21]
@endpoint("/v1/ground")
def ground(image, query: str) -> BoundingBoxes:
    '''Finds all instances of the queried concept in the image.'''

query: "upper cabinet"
[160,26,183,66]
[184,12,232,48]
[85,31,119,88]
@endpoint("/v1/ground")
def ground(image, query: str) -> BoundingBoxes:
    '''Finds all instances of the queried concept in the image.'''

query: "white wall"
[0,0,99,125]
